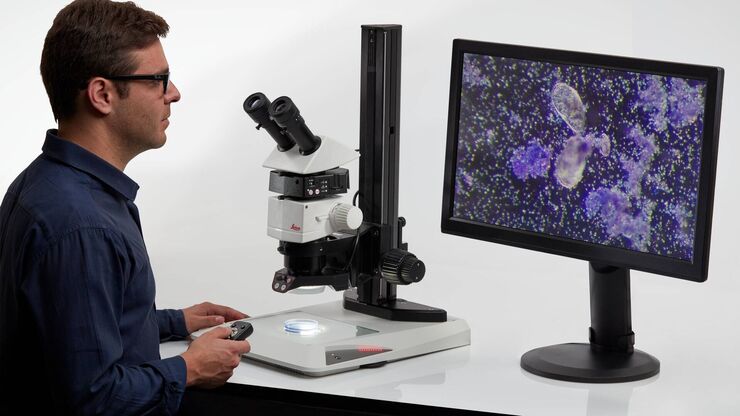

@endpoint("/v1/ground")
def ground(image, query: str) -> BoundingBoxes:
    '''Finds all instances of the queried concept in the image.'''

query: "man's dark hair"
[40,0,169,121]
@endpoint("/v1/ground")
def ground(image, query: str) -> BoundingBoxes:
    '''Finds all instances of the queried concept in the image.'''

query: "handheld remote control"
[229,321,253,341]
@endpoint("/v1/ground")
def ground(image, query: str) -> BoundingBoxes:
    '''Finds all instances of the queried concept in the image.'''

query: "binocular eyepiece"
[244,92,322,155]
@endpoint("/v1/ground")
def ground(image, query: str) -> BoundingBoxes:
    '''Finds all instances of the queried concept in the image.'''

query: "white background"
[2,1,739,415]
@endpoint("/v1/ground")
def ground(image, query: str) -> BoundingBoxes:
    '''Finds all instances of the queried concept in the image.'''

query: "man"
[0,0,250,414]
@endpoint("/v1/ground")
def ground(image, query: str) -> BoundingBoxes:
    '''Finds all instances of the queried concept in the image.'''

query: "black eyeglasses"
[105,73,170,94]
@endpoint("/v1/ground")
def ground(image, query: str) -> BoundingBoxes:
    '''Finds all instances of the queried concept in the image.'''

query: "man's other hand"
[182,301,248,333]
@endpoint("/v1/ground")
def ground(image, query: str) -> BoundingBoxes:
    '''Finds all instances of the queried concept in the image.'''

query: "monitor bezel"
[441,39,723,282]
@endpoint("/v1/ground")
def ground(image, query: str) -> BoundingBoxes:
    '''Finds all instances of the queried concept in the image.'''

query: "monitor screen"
[442,40,723,281]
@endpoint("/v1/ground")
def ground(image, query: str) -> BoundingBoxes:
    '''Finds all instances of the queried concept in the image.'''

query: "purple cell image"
[552,82,587,134]
[510,141,552,181]
[585,188,651,251]
[453,53,706,261]
[590,133,611,157]
[637,75,669,132]
[554,135,592,189]
[668,78,705,128]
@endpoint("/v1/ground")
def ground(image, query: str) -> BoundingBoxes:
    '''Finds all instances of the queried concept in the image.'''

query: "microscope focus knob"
[380,249,425,285]
[330,203,363,231]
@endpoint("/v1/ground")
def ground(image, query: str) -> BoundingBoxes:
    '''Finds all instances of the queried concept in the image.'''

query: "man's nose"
[166,81,181,103]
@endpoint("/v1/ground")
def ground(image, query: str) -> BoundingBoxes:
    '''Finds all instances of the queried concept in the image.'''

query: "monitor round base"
[521,343,660,383]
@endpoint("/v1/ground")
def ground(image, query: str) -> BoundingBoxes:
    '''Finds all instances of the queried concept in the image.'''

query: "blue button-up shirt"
[0,130,188,415]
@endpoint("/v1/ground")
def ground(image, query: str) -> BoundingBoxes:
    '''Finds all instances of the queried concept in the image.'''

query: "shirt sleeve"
[21,228,186,415]
[156,308,190,341]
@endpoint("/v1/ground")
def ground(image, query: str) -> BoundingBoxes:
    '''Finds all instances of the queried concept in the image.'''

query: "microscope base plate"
[214,301,470,376]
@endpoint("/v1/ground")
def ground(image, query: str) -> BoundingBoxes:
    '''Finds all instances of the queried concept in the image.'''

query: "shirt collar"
[41,129,140,201]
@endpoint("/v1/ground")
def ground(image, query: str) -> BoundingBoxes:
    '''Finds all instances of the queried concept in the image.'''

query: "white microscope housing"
[263,135,362,243]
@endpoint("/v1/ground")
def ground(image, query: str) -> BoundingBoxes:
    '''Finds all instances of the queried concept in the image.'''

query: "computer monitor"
[441,39,723,383]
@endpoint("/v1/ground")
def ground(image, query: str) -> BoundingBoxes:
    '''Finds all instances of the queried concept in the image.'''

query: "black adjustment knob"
[380,249,425,285]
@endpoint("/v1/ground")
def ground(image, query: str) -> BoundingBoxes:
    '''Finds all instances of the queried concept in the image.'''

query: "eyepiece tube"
[244,92,295,151]
[268,96,321,155]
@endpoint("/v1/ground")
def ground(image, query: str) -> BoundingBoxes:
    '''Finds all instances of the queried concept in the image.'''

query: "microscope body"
[262,135,361,244]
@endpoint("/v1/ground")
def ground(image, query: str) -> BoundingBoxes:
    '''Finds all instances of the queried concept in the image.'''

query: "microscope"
[244,93,364,294]
[238,25,469,376]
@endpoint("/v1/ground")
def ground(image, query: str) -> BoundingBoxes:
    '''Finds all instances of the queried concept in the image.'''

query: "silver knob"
[330,203,363,231]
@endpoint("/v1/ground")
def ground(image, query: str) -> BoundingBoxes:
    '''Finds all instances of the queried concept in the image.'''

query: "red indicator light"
[357,346,388,353]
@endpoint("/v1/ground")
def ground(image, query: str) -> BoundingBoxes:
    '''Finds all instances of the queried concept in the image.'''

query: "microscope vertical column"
[344,25,446,322]
[357,24,402,304]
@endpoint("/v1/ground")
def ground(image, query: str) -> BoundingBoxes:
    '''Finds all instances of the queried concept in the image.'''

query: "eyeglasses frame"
[105,73,170,94]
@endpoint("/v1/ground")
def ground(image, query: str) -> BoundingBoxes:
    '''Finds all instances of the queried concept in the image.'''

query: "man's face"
[113,39,181,154]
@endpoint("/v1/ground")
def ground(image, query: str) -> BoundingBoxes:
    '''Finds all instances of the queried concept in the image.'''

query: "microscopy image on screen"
[453,53,707,261]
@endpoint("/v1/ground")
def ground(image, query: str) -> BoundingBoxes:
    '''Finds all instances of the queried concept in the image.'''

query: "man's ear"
[85,77,116,116]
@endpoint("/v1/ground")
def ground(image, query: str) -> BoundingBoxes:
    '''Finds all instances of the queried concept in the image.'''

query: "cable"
[344,191,362,272]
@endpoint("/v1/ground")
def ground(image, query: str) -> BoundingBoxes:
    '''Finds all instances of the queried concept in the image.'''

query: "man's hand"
[182,301,248,334]
[181,327,251,388]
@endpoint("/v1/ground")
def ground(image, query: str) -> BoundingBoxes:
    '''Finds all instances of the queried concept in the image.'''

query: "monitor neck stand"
[520,262,660,383]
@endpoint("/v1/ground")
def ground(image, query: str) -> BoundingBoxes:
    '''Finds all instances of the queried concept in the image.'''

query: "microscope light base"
[233,301,471,377]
